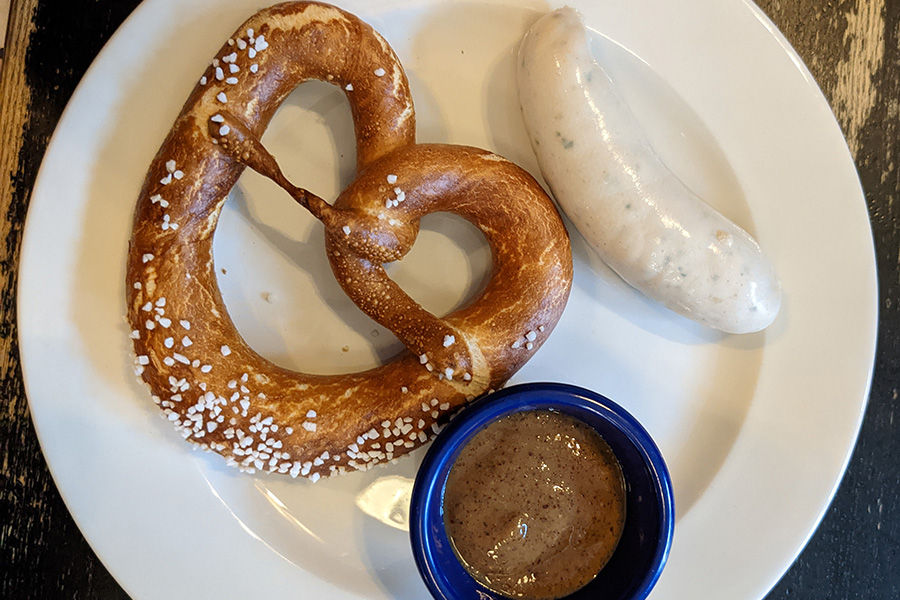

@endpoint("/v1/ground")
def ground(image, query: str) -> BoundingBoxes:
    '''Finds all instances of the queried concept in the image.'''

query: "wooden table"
[2,0,897,597]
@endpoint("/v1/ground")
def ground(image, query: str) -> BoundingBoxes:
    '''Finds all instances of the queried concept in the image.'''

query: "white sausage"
[517,8,781,334]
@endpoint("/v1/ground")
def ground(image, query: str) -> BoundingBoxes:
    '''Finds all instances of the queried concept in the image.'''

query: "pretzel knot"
[127,1,572,480]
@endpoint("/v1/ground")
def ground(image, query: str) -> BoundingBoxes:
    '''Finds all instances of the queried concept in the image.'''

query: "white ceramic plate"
[18,0,877,598]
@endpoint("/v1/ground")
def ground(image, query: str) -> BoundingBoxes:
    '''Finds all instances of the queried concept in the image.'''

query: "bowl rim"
[409,381,675,600]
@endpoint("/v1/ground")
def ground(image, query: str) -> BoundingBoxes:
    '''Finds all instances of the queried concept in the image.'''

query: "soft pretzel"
[127,1,572,480]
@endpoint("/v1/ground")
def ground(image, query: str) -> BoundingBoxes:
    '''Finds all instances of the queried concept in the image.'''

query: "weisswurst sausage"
[517,8,781,334]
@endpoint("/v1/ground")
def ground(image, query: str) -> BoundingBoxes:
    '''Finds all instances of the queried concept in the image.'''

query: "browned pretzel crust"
[126,1,572,480]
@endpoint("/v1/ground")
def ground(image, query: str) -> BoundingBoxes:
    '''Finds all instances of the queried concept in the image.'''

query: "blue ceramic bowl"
[410,382,674,600]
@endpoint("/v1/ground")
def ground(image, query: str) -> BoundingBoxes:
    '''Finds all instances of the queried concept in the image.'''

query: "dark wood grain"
[1,1,897,599]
